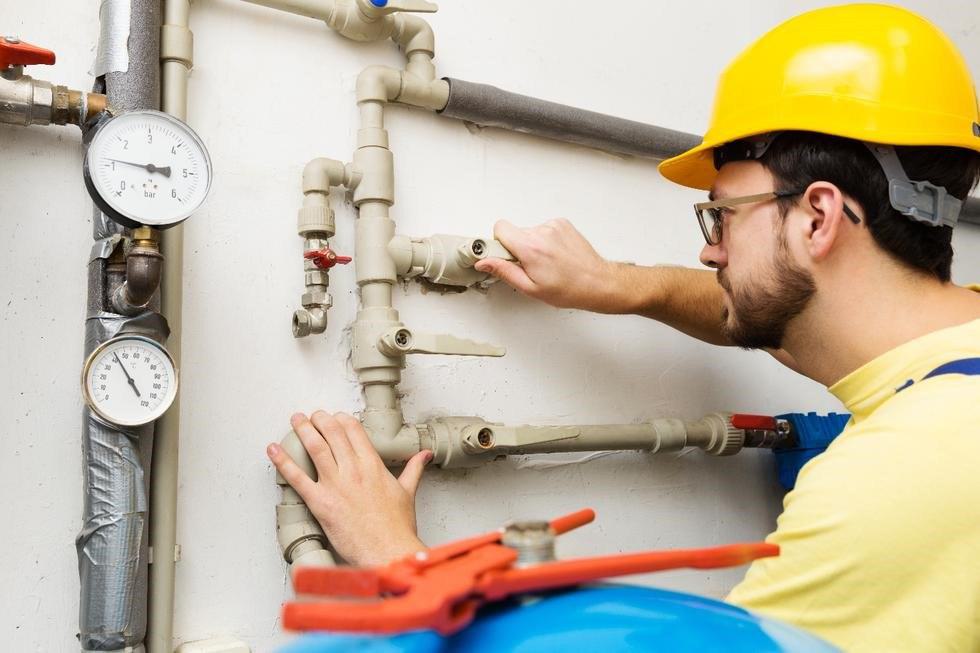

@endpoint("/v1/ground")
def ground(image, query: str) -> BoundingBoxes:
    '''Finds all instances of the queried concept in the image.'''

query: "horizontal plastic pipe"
[438,77,701,161]
[463,416,741,458]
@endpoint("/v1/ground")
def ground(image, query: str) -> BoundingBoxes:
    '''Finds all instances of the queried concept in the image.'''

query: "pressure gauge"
[82,335,179,427]
[83,110,212,228]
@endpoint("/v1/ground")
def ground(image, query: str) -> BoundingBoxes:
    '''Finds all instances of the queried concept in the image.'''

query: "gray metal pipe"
[113,239,164,315]
[437,78,980,230]
[438,78,701,161]
[77,0,162,651]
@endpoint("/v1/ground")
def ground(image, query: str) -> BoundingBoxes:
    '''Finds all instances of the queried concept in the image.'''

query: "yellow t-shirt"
[727,302,980,651]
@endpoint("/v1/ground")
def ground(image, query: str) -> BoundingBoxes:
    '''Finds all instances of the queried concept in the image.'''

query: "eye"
[701,208,721,241]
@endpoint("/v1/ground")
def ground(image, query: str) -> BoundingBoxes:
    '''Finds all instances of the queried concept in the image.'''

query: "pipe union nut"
[301,290,332,308]
[305,270,330,286]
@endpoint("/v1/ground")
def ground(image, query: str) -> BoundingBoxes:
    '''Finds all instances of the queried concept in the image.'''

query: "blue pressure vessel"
[278,584,838,652]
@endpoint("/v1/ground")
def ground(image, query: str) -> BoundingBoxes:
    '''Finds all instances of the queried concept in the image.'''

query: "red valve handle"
[304,248,352,270]
[731,414,779,431]
[0,36,56,70]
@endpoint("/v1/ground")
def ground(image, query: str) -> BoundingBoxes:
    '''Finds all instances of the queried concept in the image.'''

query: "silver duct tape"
[78,312,156,651]
[77,413,151,651]
[90,234,124,262]
[92,0,132,77]
[79,311,166,650]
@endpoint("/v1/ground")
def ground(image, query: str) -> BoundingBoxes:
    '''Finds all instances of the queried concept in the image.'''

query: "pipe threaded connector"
[702,413,745,456]
[502,521,556,567]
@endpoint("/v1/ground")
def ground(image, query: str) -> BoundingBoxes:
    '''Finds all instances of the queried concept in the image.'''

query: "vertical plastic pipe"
[147,2,190,651]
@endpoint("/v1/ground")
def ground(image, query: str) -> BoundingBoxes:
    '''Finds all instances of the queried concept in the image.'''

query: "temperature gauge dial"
[83,110,212,228]
[82,335,179,427]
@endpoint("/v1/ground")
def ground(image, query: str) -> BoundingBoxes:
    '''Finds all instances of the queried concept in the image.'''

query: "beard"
[718,236,815,350]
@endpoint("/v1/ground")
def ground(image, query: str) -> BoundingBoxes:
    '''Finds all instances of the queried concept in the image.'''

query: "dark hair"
[736,132,980,282]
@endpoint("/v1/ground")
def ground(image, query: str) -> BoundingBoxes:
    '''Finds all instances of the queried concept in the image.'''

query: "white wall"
[2,1,978,650]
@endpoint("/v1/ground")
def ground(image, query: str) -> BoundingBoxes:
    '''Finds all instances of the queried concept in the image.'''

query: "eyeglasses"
[693,189,861,246]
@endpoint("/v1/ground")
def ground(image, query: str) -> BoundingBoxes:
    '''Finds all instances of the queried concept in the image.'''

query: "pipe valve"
[0,35,107,128]
[730,414,795,449]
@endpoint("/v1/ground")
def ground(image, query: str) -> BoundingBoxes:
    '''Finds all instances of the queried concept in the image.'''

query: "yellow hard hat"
[658,3,980,191]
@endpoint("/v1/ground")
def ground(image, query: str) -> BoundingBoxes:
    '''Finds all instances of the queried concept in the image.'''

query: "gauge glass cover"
[84,110,211,227]
[82,335,178,427]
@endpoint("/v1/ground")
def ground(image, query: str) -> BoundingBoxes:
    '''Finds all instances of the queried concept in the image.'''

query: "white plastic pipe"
[147,2,192,651]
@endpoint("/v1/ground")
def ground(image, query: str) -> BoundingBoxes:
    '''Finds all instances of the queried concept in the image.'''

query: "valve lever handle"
[730,414,779,431]
[0,36,56,70]
[378,328,506,358]
[304,248,352,270]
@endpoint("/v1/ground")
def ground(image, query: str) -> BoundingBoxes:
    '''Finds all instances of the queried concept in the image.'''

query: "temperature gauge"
[82,335,179,427]
[83,109,212,228]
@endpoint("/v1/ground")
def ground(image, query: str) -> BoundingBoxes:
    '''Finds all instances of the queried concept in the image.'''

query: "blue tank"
[278,584,838,652]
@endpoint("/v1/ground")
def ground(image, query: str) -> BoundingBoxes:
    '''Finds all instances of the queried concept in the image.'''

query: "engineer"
[266,5,980,650]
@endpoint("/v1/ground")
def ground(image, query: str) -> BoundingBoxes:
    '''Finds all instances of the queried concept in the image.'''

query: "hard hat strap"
[864,143,962,229]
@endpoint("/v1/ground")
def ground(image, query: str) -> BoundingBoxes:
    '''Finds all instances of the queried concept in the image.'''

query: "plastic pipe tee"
[388,234,514,288]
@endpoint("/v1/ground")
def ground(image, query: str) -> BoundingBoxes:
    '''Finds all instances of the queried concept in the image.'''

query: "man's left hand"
[267,411,431,567]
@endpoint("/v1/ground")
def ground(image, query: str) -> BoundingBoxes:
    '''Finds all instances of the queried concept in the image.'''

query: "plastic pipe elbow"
[391,14,435,58]
[302,157,349,192]
[356,65,401,103]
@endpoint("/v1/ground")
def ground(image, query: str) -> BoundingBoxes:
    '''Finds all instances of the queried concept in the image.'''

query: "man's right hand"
[475,219,632,313]
[475,219,740,348]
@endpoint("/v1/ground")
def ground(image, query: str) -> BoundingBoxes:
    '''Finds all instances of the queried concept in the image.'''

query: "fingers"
[491,219,527,255]
[291,413,338,478]
[475,258,539,295]
[266,442,317,497]
[397,449,433,497]
[334,412,378,460]
[310,411,356,468]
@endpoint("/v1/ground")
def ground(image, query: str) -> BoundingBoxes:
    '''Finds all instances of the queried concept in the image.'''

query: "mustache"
[716,270,732,292]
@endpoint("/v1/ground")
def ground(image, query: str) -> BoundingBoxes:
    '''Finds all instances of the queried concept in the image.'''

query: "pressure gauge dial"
[83,110,212,228]
[82,335,179,427]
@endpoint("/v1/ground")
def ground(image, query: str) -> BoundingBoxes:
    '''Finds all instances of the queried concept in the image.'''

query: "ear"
[801,182,847,262]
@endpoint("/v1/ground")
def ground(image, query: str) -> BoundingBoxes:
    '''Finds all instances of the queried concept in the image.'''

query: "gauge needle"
[107,159,172,178]
[113,352,142,398]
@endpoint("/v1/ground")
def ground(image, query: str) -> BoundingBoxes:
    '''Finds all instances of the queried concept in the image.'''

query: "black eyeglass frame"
[693,188,861,246]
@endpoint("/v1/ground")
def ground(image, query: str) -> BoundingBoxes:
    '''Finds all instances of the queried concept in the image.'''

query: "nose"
[699,240,727,269]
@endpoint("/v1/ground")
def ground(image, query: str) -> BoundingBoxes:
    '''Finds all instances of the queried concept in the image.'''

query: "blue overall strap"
[921,357,980,381]
[897,357,980,392]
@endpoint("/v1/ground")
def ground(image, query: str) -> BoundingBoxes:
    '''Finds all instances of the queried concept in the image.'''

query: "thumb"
[476,258,539,296]
[398,449,432,497]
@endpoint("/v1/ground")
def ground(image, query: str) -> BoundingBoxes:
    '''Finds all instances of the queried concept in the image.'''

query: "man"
[267,5,980,650]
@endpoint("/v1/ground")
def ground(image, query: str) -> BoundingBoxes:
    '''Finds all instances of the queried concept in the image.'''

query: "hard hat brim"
[658,140,719,191]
